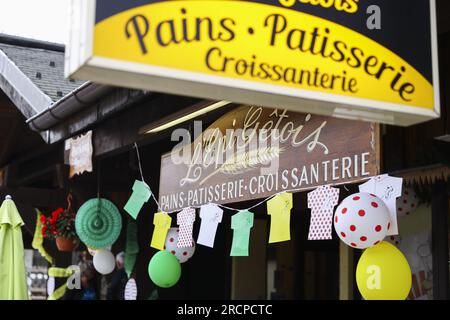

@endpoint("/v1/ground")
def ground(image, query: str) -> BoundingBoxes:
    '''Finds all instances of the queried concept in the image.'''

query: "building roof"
[0,34,85,102]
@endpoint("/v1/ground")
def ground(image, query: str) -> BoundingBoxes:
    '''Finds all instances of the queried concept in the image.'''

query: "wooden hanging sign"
[159,105,380,211]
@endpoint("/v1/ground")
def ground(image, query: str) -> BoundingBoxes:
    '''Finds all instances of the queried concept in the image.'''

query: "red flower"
[40,215,46,224]
[51,208,64,219]
[42,226,47,237]
[42,206,77,241]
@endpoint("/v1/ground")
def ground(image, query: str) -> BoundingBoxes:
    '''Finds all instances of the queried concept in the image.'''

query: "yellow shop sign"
[66,0,440,126]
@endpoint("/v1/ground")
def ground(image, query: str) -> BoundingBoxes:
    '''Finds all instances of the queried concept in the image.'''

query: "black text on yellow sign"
[94,1,433,110]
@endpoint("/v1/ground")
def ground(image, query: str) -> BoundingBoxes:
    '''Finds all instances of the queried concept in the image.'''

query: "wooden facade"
[0,1,449,300]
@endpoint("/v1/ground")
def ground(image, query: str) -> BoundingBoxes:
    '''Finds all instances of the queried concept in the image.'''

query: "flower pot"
[56,236,79,252]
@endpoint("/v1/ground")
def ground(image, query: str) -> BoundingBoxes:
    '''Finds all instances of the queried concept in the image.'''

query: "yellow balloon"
[356,241,412,300]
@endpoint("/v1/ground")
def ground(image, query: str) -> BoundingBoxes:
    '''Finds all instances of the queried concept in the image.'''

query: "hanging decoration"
[177,207,196,248]
[148,250,181,288]
[47,276,55,296]
[359,174,403,235]
[125,219,139,278]
[67,130,93,178]
[55,194,79,252]
[87,246,110,256]
[124,278,138,300]
[124,180,151,220]
[41,195,79,252]
[148,289,159,300]
[197,204,223,248]
[396,187,419,217]
[266,192,293,244]
[356,241,412,300]
[128,141,413,306]
[87,247,96,256]
[334,193,390,249]
[41,207,78,251]
[87,245,111,256]
[385,235,402,247]
[307,186,339,241]
[75,198,122,249]
[93,249,116,275]
[150,212,172,250]
[164,227,195,263]
[230,210,254,256]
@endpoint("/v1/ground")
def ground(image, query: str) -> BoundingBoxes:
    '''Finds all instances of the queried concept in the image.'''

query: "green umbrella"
[0,196,29,300]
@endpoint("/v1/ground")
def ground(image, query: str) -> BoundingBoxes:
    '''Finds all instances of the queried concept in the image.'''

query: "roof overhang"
[0,49,53,119]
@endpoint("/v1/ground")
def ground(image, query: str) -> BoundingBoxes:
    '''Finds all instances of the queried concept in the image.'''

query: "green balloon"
[148,251,181,288]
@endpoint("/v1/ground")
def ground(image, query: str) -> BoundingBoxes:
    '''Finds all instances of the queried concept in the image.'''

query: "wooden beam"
[6,146,64,187]
[0,165,16,187]
[0,186,66,207]
[0,116,23,167]
[92,95,202,157]
[339,242,354,300]
[15,166,56,186]
[0,167,6,186]
[55,164,69,189]
[138,100,225,134]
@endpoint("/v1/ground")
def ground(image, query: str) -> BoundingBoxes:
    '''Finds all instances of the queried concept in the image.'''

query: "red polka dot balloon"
[396,187,418,217]
[385,235,402,248]
[164,227,195,263]
[334,192,391,249]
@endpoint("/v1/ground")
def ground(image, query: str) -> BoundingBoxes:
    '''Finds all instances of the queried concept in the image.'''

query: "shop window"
[266,208,339,300]
[396,204,433,299]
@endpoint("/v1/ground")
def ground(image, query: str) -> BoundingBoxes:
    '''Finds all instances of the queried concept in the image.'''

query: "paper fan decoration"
[124,278,138,300]
[75,198,122,249]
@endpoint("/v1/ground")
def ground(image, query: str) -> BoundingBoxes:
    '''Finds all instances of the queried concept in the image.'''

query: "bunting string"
[134,143,162,212]
[133,143,356,215]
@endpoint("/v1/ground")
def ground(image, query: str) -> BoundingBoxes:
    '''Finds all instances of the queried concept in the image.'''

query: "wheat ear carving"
[199,147,283,185]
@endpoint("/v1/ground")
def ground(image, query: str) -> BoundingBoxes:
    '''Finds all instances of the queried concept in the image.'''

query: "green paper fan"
[75,198,122,249]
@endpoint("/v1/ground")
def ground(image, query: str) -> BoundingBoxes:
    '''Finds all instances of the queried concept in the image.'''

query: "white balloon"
[396,187,418,217]
[93,249,115,275]
[164,227,195,263]
[124,278,138,300]
[334,192,390,249]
